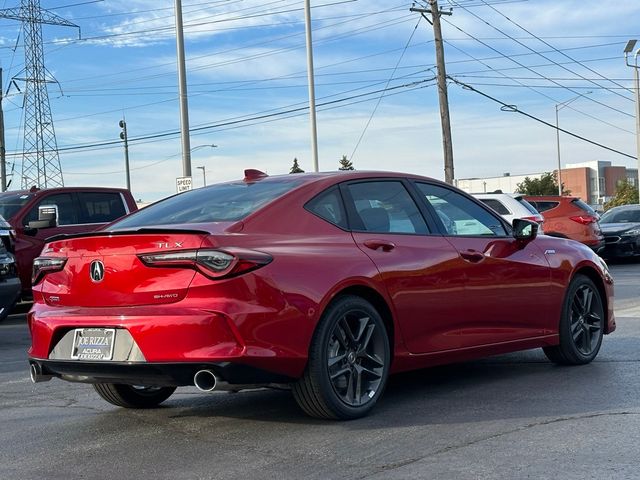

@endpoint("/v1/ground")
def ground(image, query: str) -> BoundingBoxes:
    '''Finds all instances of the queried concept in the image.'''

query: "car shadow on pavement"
[84,347,635,430]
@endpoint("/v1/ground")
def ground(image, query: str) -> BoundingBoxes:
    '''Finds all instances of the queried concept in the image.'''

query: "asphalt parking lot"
[1,261,639,480]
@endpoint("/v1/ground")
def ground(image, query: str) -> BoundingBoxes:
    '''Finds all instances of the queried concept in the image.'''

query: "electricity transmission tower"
[0,0,78,188]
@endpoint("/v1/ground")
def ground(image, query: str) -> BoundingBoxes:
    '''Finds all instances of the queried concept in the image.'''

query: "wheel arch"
[572,266,611,334]
[329,285,396,358]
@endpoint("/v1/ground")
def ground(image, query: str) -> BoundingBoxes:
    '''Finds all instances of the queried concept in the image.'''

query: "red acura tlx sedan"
[28,170,615,419]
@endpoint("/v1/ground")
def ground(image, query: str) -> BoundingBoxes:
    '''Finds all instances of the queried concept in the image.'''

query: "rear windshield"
[600,208,640,223]
[111,179,301,229]
[515,197,540,215]
[0,193,32,220]
[572,198,598,216]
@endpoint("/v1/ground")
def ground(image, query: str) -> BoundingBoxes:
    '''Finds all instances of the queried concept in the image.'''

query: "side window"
[305,187,347,229]
[78,192,127,224]
[479,198,510,215]
[531,201,558,212]
[416,183,507,237]
[24,193,78,226]
[346,181,428,234]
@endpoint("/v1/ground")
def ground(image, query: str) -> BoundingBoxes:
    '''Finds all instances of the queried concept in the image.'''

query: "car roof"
[607,204,640,211]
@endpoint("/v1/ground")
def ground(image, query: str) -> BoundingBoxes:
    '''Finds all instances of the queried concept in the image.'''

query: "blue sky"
[0,0,639,201]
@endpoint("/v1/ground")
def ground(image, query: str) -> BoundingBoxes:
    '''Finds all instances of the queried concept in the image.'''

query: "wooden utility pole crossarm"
[411,0,454,185]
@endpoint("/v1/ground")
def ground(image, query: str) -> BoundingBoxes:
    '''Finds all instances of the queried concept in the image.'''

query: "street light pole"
[555,91,592,196]
[197,166,206,186]
[634,54,640,190]
[625,39,640,190]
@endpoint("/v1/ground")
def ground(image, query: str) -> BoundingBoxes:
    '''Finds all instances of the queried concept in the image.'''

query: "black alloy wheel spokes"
[327,311,386,407]
[570,284,602,356]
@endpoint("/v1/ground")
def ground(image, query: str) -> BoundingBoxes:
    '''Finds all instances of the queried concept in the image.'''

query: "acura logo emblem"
[90,260,105,283]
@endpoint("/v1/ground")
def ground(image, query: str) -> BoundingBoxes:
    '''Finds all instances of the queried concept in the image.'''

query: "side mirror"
[27,204,58,230]
[512,218,538,242]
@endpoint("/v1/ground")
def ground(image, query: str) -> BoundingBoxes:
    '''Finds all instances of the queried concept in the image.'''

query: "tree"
[604,180,639,210]
[338,155,354,171]
[289,158,304,174]
[515,172,569,195]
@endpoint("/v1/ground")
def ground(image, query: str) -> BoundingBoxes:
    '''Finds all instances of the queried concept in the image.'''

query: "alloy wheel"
[326,311,387,407]
[569,284,602,356]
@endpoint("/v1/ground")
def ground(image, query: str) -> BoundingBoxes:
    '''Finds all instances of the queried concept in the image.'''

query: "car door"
[413,182,553,348]
[342,179,464,354]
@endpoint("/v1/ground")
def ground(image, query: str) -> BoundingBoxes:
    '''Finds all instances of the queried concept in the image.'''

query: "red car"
[28,170,615,419]
[524,195,604,252]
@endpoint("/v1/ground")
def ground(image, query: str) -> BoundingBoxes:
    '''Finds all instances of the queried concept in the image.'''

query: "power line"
[3,78,436,158]
[476,0,635,98]
[448,76,636,160]
[350,16,422,162]
[442,15,634,118]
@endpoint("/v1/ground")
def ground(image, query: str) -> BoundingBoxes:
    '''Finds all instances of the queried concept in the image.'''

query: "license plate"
[71,328,116,361]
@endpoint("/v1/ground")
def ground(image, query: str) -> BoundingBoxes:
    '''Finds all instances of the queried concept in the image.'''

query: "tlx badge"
[90,260,105,283]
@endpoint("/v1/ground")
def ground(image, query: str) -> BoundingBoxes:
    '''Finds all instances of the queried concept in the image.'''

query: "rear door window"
[345,181,429,234]
[78,192,127,224]
[529,201,559,212]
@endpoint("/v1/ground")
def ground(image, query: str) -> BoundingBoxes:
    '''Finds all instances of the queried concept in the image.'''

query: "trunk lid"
[38,231,211,308]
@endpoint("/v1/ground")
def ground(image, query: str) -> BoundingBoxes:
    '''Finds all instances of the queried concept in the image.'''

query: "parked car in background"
[28,170,615,420]
[0,237,21,321]
[473,192,544,229]
[525,195,604,252]
[0,186,138,298]
[599,204,640,259]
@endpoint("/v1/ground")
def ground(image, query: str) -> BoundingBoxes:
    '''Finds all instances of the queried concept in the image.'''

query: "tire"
[543,274,604,365]
[292,295,390,420]
[93,383,176,408]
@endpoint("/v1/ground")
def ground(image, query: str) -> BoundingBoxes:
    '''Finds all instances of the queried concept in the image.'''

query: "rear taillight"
[32,257,67,285]
[570,215,598,225]
[137,248,272,279]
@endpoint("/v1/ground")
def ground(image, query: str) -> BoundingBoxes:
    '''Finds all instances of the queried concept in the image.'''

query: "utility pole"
[411,0,454,185]
[119,119,131,191]
[174,0,192,178]
[0,68,6,192]
[304,0,319,172]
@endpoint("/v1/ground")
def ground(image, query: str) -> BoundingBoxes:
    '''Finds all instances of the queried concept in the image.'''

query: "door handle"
[460,249,484,263]
[363,239,396,252]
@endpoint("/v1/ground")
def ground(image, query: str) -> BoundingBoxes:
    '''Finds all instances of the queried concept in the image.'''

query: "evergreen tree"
[289,158,304,174]
[338,155,354,171]
[604,180,639,210]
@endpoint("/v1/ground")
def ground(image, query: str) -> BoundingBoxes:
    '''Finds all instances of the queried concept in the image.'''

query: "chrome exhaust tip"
[30,363,52,383]
[193,369,218,392]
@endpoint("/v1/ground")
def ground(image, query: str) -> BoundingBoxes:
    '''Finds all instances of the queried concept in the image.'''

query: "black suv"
[0,215,20,321]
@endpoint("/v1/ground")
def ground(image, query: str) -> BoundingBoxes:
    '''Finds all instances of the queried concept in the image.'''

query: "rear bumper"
[27,302,311,380]
[29,358,294,387]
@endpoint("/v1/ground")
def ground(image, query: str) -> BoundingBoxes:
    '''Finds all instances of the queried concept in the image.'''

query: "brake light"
[32,257,67,285]
[570,215,598,225]
[138,248,272,279]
